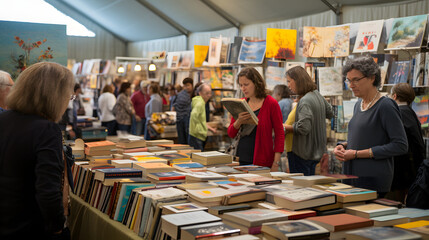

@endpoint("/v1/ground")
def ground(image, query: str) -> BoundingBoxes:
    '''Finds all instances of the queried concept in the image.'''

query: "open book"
[221,98,258,125]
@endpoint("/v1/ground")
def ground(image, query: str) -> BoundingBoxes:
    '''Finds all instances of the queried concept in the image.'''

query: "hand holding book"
[234,112,253,128]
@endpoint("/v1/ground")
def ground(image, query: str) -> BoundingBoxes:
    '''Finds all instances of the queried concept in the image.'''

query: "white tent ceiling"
[46,0,408,43]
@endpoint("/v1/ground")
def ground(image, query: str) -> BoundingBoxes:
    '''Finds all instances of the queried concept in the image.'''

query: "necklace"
[360,91,379,112]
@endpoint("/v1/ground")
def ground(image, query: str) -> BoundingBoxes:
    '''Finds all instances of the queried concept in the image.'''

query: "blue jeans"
[101,120,117,136]
[176,117,189,144]
[189,135,204,151]
[135,118,146,136]
[288,151,318,176]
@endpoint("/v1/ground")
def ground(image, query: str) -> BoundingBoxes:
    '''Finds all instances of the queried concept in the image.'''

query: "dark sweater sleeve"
[372,100,408,159]
[34,123,65,233]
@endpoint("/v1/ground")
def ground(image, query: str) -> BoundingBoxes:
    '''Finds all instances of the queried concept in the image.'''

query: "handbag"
[225,124,256,157]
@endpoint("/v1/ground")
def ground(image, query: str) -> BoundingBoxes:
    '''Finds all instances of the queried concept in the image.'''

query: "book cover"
[307,213,374,232]
[229,36,243,64]
[346,227,422,240]
[271,188,334,202]
[221,98,258,125]
[386,15,427,50]
[345,203,398,218]
[353,20,384,53]
[412,94,429,126]
[222,209,289,227]
[148,172,186,181]
[181,222,240,240]
[161,211,221,239]
[238,38,266,64]
[208,204,252,215]
[163,202,207,214]
[266,28,297,59]
[187,188,231,202]
[387,61,410,85]
[261,220,330,239]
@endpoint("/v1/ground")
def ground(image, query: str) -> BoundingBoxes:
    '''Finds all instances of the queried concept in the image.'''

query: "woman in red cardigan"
[228,67,284,170]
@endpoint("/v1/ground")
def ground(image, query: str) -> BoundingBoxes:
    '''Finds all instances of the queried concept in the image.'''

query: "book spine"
[104,172,142,179]
[158,176,186,181]
[254,180,282,185]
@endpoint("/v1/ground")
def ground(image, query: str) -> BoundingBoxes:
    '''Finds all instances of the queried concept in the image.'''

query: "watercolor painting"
[178,51,193,69]
[238,38,266,64]
[386,15,427,50]
[148,51,166,61]
[412,94,429,125]
[266,28,297,60]
[324,25,350,57]
[0,21,67,79]
[303,27,324,58]
[208,37,222,66]
[194,45,209,68]
[265,66,286,91]
[353,20,384,53]
[221,68,234,89]
[317,67,343,96]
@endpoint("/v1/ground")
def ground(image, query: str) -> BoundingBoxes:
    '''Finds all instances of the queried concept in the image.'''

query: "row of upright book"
[70,136,429,240]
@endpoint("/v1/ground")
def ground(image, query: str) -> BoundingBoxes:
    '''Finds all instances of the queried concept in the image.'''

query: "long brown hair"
[286,66,316,96]
[237,67,267,98]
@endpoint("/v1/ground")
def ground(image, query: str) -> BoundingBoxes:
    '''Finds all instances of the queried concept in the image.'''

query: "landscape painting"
[303,26,324,58]
[266,28,297,60]
[238,38,266,64]
[0,21,67,79]
[386,15,427,50]
[318,67,343,96]
[265,66,286,91]
[324,25,350,57]
[353,20,384,53]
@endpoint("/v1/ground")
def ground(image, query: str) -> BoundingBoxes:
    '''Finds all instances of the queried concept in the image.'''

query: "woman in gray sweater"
[334,57,408,196]
[284,66,333,175]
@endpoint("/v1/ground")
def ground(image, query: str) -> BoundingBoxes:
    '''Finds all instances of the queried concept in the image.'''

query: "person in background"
[334,57,408,196]
[0,70,13,113]
[228,67,284,169]
[116,82,141,134]
[161,86,170,112]
[272,84,293,123]
[0,62,74,239]
[168,84,178,111]
[144,83,163,140]
[189,84,217,150]
[389,83,425,202]
[283,96,300,172]
[284,66,333,176]
[113,76,122,97]
[131,80,150,136]
[172,77,193,144]
[98,84,117,136]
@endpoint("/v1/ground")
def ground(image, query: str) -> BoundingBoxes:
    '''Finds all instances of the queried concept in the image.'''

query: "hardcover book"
[261,220,330,240]
[181,222,240,240]
[267,188,336,210]
[221,98,259,125]
[345,203,399,218]
[371,214,409,227]
[222,209,290,228]
[325,187,377,203]
[161,211,221,239]
[94,168,142,181]
[346,226,422,240]
[147,172,186,181]
[307,213,374,232]
[162,202,207,215]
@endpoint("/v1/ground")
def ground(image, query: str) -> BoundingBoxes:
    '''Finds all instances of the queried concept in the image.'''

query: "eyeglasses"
[70,95,76,101]
[345,76,366,85]
[0,83,13,87]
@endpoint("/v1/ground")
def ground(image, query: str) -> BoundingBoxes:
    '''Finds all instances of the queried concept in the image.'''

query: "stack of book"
[147,171,187,185]
[191,151,233,165]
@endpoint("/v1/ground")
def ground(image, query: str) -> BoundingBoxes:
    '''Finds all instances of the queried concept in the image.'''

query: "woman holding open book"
[227,67,284,170]
[0,62,73,239]
[334,56,408,196]
[283,66,333,176]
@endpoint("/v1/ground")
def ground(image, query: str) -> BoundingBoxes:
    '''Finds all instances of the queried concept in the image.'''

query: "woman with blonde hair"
[0,62,74,239]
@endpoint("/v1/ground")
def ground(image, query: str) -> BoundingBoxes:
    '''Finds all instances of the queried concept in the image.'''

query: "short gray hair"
[0,70,12,90]
[342,56,381,87]
[196,83,210,95]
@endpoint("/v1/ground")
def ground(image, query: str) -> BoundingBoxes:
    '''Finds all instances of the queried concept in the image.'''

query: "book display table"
[69,193,142,240]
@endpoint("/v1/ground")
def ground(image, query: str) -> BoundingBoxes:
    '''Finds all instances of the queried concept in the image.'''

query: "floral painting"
[266,28,297,59]
[386,15,427,50]
[303,27,324,58]
[0,21,67,79]
[324,25,350,57]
